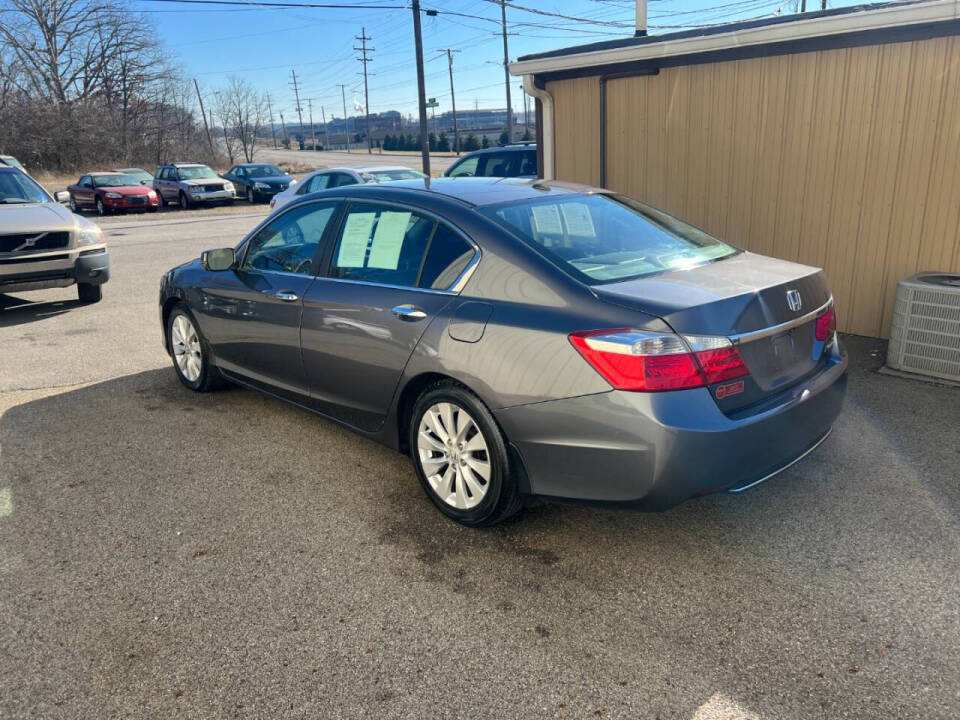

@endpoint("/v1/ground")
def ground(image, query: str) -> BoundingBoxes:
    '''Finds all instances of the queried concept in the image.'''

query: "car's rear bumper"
[494,343,847,509]
[0,247,110,292]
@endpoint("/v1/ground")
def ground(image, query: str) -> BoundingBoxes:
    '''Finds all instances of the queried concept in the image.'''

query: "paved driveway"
[1,209,958,719]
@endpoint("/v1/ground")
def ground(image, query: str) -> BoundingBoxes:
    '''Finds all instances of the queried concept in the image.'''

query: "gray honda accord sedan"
[159,177,847,526]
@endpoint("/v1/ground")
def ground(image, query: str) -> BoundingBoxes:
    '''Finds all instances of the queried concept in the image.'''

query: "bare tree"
[218,76,267,163]
[0,0,215,171]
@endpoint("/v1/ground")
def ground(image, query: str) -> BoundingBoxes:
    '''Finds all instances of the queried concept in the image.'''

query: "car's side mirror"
[201,247,236,272]
[54,190,70,204]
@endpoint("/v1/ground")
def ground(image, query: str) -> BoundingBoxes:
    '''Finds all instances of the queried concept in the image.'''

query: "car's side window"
[330,203,435,287]
[235,167,245,179]
[241,202,337,276]
[418,224,475,290]
[519,151,537,176]
[327,173,357,189]
[481,153,511,177]
[308,173,331,193]
[80,175,91,187]
[448,156,479,177]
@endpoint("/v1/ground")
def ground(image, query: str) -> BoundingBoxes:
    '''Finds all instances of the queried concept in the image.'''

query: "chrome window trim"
[325,196,482,294]
[728,297,833,345]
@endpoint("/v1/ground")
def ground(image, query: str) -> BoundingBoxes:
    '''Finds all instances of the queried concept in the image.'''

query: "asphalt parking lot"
[1,208,958,719]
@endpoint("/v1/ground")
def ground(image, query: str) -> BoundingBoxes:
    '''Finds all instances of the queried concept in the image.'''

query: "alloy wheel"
[417,402,491,510]
[170,314,203,382]
[69,196,77,212]
[96,198,105,216]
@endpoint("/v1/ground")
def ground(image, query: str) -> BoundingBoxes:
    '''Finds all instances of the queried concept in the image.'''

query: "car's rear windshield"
[246,165,283,178]
[178,166,218,180]
[0,168,51,204]
[94,174,140,187]
[481,193,737,284]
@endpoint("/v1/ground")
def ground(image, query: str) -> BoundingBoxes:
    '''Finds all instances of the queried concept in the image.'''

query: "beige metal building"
[511,0,960,338]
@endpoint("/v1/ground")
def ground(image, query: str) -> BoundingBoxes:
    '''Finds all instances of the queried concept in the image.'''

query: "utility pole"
[499,0,513,143]
[308,99,316,151]
[290,70,305,148]
[193,79,215,160]
[355,27,374,154]
[337,83,351,153]
[411,0,430,176]
[279,111,290,148]
[320,105,328,151]
[266,92,279,149]
[440,48,461,154]
[520,82,528,138]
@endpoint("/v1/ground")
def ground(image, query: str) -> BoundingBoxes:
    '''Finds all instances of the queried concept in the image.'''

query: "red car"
[68,172,159,215]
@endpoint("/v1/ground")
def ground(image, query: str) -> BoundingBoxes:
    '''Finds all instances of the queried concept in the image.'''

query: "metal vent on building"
[887,272,960,382]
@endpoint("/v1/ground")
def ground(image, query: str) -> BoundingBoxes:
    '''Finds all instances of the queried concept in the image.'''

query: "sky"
[135,0,872,124]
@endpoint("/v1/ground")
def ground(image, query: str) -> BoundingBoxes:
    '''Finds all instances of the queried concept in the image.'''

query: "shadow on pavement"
[0,358,957,718]
[0,292,86,327]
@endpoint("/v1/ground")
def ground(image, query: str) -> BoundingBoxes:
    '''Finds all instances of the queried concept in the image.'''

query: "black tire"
[409,380,521,527]
[77,282,102,303]
[157,191,166,209]
[166,304,223,392]
[179,190,191,209]
[96,197,106,216]
[69,195,79,213]
[246,187,255,204]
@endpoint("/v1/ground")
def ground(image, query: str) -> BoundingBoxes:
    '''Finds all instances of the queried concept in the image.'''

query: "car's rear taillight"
[815,306,836,341]
[569,330,749,392]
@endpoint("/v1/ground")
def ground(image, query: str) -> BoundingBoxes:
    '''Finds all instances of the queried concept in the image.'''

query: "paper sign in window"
[561,203,596,237]
[367,211,412,269]
[531,204,563,235]
[337,212,376,267]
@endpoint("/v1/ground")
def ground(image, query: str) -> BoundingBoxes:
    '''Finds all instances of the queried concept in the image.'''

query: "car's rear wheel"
[77,282,102,303]
[409,381,521,527]
[167,305,221,392]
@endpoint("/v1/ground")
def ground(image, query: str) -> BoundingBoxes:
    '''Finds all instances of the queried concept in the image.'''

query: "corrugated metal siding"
[555,35,960,337]
[549,77,601,185]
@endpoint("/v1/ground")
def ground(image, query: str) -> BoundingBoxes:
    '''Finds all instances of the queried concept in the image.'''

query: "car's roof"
[309,176,597,208]
[320,165,420,173]
[90,171,125,176]
[113,167,149,172]
[458,144,536,157]
[236,162,280,167]
[165,162,208,167]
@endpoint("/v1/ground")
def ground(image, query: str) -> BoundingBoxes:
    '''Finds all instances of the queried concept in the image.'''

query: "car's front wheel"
[179,191,192,209]
[409,381,521,527]
[167,305,221,391]
[69,195,78,213]
[96,197,106,216]
[77,282,101,303]
[247,187,255,204]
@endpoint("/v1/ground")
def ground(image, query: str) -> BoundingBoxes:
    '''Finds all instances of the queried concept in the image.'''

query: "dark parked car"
[111,167,154,185]
[159,178,846,527]
[221,163,293,204]
[67,172,159,215]
[444,144,537,178]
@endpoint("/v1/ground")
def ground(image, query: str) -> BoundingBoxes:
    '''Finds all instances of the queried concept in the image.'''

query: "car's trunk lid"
[591,252,832,410]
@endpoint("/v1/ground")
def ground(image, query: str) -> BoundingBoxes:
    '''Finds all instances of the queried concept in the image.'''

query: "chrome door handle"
[273,291,299,302]
[392,305,427,320]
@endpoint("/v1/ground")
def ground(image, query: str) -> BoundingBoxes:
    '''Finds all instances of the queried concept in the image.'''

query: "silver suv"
[153,162,236,209]
[0,166,109,302]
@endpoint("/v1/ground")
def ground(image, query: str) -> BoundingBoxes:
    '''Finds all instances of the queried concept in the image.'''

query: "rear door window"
[329,203,435,287]
[479,153,513,177]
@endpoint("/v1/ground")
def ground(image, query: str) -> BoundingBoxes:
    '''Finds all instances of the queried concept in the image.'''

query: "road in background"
[256,147,460,175]
[1,209,958,719]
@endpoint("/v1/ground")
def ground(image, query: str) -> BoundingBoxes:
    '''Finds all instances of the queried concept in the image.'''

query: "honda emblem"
[786,289,802,313]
